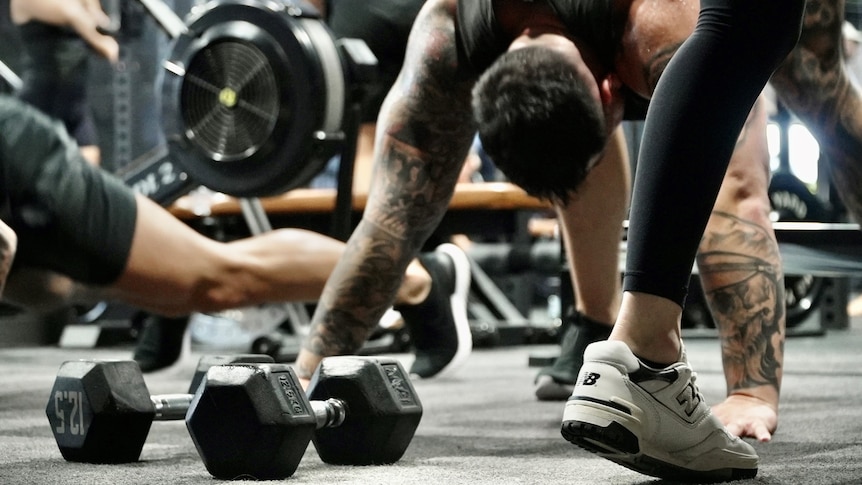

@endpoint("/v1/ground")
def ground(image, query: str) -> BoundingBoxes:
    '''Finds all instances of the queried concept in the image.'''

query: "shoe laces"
[688,370,707,404]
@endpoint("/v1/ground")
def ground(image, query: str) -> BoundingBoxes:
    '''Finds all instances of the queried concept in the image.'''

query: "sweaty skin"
[296,0,847,445]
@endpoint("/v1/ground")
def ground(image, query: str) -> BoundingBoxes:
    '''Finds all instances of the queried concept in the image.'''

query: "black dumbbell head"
[188,354,275,394]
[307,356,423,465]
[186,363,317,480]
[46,360,155,463]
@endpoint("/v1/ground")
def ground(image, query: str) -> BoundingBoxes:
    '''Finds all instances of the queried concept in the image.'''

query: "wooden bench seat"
[169,182,551,219]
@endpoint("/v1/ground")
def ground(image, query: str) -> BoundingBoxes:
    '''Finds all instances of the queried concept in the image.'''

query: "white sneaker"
[561,340,758,482]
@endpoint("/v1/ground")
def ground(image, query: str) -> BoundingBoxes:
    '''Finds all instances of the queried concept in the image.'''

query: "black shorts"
[0,95,137,285]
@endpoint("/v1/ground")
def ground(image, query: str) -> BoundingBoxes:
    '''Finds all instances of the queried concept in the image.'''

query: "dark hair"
[472,46,606,204]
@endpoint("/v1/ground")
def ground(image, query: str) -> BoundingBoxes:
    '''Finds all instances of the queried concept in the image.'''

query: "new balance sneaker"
[561,340,758,482]
[396,243,472,378]
[534,312,613,401]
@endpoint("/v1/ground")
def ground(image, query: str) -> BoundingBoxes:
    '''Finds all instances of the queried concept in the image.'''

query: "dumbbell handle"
[150,394,346,426]
[151,394,194,420]
[311,398,347,429]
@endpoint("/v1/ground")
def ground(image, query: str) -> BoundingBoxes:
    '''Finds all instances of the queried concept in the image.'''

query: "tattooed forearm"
[697,212,785,395]
[771,0,862,221]
[302,230,412,354]
[369,2,475,240]
[300,2,475,369]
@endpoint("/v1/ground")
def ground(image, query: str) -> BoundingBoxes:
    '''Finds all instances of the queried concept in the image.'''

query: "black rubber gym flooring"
[1,316,861,484]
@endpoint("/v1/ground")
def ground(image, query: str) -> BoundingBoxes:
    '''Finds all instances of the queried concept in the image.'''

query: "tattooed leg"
[698,97,785,441]
[771,0,862,221]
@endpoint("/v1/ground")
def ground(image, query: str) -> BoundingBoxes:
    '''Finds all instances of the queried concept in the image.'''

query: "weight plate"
[161,1,346,197]
[769,172,830,328]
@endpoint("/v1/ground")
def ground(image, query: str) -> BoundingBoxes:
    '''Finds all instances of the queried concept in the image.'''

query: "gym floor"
[1,314,861,484]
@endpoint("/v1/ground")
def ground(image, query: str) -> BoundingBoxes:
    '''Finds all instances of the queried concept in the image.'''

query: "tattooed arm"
[700,212,784,442]
[0,219,17,298]
[295,0,477,381]
[770,0,862,222]
[698,97,785,442]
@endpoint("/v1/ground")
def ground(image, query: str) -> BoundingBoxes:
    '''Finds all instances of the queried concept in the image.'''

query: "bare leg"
[568,4,802,475]
[533,127,630,399]
[558,126,630,325]
[700,97,785,442]
[771,0,862,221]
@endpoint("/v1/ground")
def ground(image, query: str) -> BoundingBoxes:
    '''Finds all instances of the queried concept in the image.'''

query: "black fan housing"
[161,0,347,197]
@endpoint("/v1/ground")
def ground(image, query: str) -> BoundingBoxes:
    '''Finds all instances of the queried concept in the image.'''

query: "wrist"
[727,385,780,411]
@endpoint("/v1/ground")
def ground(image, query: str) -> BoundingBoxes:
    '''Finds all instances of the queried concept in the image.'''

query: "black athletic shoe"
[534,312,613,401]
[396,243,472,378]
[132,314,190,372]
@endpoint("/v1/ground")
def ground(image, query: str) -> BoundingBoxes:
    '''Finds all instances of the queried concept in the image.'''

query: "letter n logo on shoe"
[675,381,702,418]
[581,372,600,386]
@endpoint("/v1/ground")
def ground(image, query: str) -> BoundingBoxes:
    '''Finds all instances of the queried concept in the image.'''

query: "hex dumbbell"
[47,355,423,479]
[46,354,273,463]
[187,356,423,479]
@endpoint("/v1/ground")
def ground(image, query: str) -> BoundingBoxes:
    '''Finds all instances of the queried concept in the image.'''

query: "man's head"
[472,45,607,204]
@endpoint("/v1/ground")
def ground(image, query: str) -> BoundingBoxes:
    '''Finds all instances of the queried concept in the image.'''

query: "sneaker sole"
[430,243,473,378]
[562,399,758,483]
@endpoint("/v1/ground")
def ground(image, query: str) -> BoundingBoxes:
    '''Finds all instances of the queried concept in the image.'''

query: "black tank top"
[456,0,647,119]
[456,0,619,75]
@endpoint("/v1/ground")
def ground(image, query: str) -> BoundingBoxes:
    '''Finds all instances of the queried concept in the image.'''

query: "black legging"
[623,0,806,306]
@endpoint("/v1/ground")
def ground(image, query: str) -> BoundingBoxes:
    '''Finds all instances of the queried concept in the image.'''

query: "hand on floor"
[711,393,778,442]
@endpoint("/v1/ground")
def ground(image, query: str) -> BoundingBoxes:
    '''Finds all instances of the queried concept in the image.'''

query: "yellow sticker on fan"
[219,87,238,108]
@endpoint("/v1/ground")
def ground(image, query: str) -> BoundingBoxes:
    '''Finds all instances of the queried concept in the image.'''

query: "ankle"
[728,385,780,411]
[611,292,683,364]
[395,259,432,306]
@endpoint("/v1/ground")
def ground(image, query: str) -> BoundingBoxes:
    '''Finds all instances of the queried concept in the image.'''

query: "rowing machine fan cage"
[161,0,347,197]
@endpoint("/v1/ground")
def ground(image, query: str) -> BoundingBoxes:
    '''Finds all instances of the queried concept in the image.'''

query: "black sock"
[539,312,612,384]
